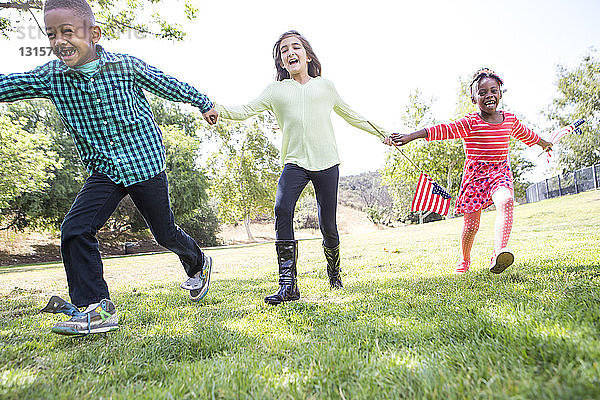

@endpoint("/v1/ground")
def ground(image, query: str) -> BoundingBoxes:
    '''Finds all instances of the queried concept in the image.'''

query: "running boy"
[387,68,552,274]
[0,0,218,335]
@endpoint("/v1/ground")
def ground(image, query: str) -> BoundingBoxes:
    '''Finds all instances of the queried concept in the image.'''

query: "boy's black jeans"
[61,171,205,307]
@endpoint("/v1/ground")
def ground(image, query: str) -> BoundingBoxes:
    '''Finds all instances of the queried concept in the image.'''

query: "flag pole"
[367,121,421,171]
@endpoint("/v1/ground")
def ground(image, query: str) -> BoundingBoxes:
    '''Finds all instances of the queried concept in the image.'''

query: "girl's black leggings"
[274,163,340,248]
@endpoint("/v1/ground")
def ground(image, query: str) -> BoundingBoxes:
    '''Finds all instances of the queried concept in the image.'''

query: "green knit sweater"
[215,77,389,171]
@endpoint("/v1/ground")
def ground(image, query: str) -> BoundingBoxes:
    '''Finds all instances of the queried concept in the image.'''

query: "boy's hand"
[203,108,218,125]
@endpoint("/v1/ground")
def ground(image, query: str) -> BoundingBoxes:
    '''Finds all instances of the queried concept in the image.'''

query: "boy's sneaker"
[490,248,514,274]
[455,260,471,274]
[180,255,212,301]
[51,299,118,336]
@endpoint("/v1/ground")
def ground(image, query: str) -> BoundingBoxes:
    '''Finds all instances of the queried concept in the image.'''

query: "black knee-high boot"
[324,244,342,289]
[265,240,300,305]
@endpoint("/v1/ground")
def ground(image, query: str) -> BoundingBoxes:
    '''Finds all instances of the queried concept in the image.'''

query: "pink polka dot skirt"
[455,159,514,214]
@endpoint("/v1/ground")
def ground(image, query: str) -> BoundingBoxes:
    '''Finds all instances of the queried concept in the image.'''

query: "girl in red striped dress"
[387,68,552,274]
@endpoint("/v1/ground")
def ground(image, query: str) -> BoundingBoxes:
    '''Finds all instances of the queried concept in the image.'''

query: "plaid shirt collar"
[56,45,123,74]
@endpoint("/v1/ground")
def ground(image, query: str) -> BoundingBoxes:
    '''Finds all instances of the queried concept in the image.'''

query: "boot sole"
[264,294,300,305]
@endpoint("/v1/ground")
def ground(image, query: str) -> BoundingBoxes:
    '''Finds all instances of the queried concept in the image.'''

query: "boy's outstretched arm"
[0,69,51,103]
[385,129,428,146]
[131,57,216,124]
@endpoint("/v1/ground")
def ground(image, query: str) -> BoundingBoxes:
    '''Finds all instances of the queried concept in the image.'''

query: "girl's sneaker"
[51,299,118,336]
[490,248,514,274]
[455,260,471,274]
[180,255,213,301]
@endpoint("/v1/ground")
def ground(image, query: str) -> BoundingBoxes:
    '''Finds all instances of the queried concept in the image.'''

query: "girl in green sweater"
[216,30,390,305]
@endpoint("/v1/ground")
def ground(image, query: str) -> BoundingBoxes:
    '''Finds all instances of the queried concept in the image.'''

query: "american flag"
[549,119,585,143]
[545,119,585,162]
[411,173,452,216]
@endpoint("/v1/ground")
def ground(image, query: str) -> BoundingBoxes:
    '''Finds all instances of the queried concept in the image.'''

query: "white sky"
[2,0,599,179]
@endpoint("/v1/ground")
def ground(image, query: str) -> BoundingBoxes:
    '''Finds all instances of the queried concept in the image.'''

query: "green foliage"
[208,116,280,241]
[0,191,599,399]
[339,172,395,225]
[2,100,87,231]
[293,191,319,230]
[148,94,200,135]
[546,48,600,172]
[381,89,464,218]
[0,96,218,247]
[162,126,219,246]
[0,115,59,224]
[0,0,197,40]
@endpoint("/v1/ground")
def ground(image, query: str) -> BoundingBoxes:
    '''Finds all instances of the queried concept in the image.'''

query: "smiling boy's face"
[44,8,101,67]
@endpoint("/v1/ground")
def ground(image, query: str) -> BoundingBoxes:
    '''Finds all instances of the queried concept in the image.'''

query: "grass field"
[1,191,599,399]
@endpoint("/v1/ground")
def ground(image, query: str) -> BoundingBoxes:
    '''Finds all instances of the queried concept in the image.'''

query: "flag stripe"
[411,173,452,216]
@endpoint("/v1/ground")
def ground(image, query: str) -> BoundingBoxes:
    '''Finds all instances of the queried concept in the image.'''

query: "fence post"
[545,179,549,199]
[535,182,540,202]
[593,164,598,190]
[574,169,579,194]
[558,175,562,197]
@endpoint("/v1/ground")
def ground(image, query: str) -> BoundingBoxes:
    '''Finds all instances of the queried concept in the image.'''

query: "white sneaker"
[180,255,212,301]
[51,299,118,336]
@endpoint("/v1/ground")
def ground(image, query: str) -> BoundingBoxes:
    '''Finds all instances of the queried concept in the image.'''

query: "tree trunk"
[243,215,255,242]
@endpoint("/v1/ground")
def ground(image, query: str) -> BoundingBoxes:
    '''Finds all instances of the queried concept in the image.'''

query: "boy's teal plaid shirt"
[0,45,213,186]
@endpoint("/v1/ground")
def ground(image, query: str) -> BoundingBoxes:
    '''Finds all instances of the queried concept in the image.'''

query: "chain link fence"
[526,164,600,203]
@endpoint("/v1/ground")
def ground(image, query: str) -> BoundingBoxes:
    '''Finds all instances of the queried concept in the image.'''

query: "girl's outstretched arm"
[215,85,272,121]
[537,138,553,152]
[387,129,428,146]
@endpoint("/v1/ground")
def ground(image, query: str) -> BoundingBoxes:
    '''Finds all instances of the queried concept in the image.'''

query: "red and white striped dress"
[426,111,541,214]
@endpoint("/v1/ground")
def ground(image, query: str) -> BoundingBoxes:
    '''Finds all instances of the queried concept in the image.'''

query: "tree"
[208,116,280,241]
[0,115,59,228]
[1,99,87,230]
[381,89,464,219]
[546,48,600,172]
[0,0,199,40]
[162,126,219,246]
[339,172,394,225]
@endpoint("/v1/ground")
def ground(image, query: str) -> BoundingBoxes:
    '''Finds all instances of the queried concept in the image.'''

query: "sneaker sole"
[188,257,213,302]
[490,251,514,274]
[51,324,119,336]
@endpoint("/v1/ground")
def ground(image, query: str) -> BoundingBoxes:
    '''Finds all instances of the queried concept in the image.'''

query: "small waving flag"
[545,119,586,162]
[549,119,585,143]
[411,173,452,216]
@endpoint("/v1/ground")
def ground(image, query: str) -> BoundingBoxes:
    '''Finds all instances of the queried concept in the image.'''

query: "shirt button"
[110,141,114,146]
[96,99,101,104]
[103,121,108,125]
[90,78,94,82]
[116,158,121,163]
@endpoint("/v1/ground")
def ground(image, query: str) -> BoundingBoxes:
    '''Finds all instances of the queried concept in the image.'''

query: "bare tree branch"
[0,1,42,11]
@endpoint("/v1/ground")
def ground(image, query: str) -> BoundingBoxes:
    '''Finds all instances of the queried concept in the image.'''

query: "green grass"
[1,191,599,399]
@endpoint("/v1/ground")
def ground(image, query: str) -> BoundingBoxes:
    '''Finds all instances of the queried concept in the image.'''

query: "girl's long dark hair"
[273,30,322,81]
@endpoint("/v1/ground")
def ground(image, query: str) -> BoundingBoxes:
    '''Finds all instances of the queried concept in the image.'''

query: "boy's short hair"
[44,0,96,26]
